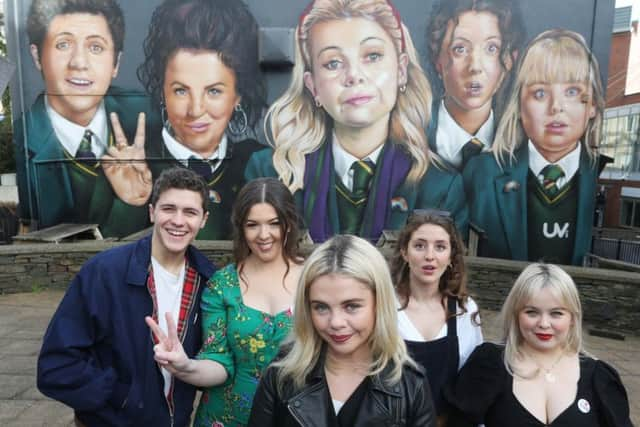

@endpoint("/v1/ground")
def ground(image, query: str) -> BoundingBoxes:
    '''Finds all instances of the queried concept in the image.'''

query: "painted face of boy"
[30,13,120,127]
[303,18,408,139]
[436,11,510,123]
[520,82,596,163]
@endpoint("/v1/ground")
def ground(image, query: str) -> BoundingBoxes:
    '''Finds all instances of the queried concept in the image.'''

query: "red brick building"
[599,5,640,230]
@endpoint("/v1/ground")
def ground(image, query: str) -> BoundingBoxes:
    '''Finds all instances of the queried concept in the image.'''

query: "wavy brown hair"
[231,178,302,288]
[391,212,470,315]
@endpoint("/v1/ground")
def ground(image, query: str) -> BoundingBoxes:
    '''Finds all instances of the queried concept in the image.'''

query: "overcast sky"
[616,0,640,20]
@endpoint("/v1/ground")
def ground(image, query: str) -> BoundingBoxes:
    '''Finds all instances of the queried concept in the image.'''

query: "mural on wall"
[14,0,156,238]
[8,0,614,265]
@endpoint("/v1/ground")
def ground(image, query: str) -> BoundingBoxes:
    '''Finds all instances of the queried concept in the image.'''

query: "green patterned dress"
[194,263,293,427]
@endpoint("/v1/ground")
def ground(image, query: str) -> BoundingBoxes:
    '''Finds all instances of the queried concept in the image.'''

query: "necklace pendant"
[544,371,556,383]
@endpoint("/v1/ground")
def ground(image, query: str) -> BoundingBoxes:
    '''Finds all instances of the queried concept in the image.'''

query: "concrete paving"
[0,290,638,426]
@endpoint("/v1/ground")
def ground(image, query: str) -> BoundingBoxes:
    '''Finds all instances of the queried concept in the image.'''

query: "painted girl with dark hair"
[138,0,266,239]
[426,0,524,172]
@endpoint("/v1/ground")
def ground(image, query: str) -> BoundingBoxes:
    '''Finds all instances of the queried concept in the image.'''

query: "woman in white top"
[391,211,482,426]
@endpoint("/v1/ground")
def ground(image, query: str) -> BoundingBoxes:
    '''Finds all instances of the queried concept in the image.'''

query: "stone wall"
[0,240,235,293]
[465,256,640,335]
[1,241,639,335]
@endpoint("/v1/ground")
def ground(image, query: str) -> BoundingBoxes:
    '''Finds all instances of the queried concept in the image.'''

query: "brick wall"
[1,241,639,335]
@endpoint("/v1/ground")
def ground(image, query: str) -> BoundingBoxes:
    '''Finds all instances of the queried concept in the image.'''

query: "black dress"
[404,297,459,415]
[445,343,633,427]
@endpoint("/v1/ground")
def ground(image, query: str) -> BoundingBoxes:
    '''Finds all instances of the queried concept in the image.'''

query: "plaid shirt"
[147,259,202,408]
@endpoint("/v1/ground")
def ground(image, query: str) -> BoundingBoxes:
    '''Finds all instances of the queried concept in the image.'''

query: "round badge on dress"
[577,398,591,414]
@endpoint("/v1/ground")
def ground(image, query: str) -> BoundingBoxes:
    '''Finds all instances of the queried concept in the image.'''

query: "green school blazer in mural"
[245,143,469,242]
[462,144,597,265]
[14,87,158,237]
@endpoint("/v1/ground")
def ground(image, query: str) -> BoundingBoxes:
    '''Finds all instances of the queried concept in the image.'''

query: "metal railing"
[591,236,640,265]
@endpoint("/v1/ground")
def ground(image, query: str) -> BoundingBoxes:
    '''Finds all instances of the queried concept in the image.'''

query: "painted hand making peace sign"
[102,112,152,206]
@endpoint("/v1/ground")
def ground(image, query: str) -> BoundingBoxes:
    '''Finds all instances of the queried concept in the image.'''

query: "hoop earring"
[160,101,172,133]
[227,103,248,136]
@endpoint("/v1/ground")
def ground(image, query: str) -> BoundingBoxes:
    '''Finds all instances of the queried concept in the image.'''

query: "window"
[620,198,640,228]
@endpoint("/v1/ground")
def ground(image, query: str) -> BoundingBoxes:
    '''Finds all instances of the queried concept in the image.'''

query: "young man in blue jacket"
[37,167,215,426]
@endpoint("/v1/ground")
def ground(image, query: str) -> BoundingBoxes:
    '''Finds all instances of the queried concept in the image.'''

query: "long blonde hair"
[268,0,433,192]
[275,235,413,391]
[492,29,604,168]
[500,263,583,377]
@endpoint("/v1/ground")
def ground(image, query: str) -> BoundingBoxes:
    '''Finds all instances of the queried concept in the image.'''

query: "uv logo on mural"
[543,222,570,239]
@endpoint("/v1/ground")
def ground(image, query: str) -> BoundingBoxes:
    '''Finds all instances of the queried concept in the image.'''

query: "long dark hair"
[231,178,302,285]
[426,0,524,113]
[137,0,265,128]
[391,212,470,315]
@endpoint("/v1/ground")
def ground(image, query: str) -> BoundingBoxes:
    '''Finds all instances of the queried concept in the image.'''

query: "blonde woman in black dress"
[445,263,632,427]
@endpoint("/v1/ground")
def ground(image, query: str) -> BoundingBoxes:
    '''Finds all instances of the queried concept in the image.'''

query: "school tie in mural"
[540,164,565,198]
[339,159,376,234]
[7,0,612,266]
[76,129,96,166]
[461,138,483,168]
[187,157,217,182]
[351,159,375,198]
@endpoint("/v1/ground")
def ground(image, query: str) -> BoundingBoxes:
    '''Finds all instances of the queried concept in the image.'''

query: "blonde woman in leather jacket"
[248,235,436,427]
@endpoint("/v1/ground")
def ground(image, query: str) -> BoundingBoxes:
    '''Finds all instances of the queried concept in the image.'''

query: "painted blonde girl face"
[520,80,595,162]
[303,17,408,134]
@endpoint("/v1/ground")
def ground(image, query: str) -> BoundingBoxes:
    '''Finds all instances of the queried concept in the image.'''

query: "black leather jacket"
[248,355,436,427]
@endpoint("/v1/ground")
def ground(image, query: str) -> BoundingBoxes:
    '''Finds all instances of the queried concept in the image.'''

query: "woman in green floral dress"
[147,177,303,427]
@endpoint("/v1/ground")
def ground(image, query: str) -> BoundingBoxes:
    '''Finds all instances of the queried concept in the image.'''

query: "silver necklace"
[529,352,565,383]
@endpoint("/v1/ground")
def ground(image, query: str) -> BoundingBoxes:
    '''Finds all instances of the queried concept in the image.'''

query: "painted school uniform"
[245,139,469,243]
[146,128,263,239]
[427,100,494,172]
[14,87,157,237]
[463,142,597,265]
